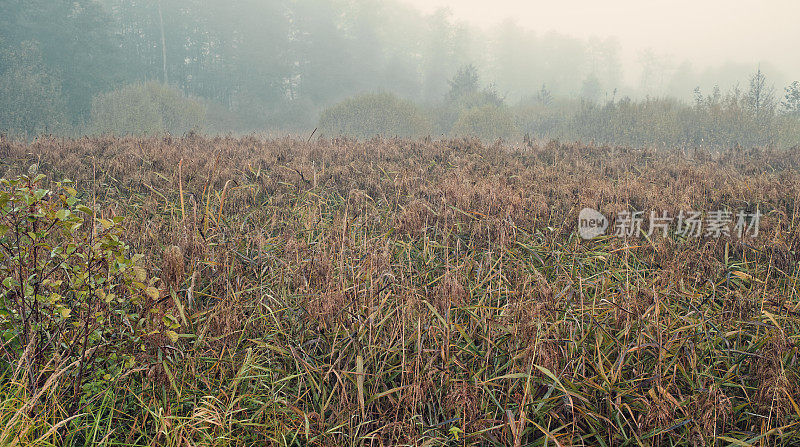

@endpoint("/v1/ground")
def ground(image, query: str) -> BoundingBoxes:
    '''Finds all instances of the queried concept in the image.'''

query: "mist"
[401,0,800,90]
[1,0,799,146]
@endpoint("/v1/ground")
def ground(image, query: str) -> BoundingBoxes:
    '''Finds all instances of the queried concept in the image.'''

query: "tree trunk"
[158,0,168,85]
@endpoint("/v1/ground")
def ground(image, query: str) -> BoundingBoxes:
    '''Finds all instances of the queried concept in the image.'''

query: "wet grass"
[0,135,799,445]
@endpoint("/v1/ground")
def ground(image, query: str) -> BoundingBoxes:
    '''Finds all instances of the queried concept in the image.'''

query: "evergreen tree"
[781,81,800,116]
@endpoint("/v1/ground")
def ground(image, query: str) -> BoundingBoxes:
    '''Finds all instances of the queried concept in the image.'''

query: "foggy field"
[2,0,800,445]
[1,135,798,445]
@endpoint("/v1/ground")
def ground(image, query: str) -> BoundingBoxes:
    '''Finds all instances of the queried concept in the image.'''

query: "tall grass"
[0,135,798,445]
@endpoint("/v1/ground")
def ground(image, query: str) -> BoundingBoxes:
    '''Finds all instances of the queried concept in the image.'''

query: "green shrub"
[450,104,516,140]
[91,82,206,135]
[0,169,151,415]
[511,97,580,141]
[318,92,433,139]
[777,114,800,147]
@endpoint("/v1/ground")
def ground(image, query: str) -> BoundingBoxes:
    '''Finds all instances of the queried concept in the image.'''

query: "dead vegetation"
[0,134,799,445]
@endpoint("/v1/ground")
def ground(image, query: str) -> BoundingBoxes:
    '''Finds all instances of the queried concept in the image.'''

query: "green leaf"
[76,205,94,216]
[55,209,71,221]
[162,313,179,329]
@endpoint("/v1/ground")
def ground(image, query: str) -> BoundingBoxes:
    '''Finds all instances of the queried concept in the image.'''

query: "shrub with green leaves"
[318,92,433,139]
[0,169,149,412]
[90,82,206,136]
[450,104,516,140]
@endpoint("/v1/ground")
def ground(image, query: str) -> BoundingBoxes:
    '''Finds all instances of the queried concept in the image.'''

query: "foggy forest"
[2,0,799,147]
[2,1,800,446]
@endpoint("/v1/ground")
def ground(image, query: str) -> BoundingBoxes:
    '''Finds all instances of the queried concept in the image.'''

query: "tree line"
[0,0,645,135]
[0,0,798,147]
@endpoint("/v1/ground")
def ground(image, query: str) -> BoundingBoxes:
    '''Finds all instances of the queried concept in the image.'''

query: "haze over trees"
[0,0,798,147]
[2,3,800,444]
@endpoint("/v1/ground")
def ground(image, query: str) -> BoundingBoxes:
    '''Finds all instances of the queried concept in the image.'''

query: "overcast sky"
[399,0,800,86]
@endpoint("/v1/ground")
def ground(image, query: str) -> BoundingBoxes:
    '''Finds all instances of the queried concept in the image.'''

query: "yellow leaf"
[132,265,147,282]
[731,270,752,281]
[145,287,160,300]
[165,330,179,343]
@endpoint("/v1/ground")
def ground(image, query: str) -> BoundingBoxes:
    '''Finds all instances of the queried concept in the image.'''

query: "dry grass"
[0,134,799,445]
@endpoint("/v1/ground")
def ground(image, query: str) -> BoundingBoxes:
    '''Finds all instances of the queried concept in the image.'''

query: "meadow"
[0,135,799,446]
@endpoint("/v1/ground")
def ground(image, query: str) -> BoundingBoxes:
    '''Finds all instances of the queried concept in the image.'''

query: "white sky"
[398,0,800,86]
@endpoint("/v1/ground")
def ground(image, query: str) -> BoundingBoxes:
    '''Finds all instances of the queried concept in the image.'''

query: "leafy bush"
[91,82,206,135]
[0,169,150,415]
[512,96,580,140]
[318,92,433,139]
[450,104,516,140]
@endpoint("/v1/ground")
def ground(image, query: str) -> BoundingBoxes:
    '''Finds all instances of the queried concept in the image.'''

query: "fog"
[401,0,800,90]
[1,0,799,144]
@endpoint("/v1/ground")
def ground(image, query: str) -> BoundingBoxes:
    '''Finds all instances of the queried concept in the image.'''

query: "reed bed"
[0,135,798,446]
